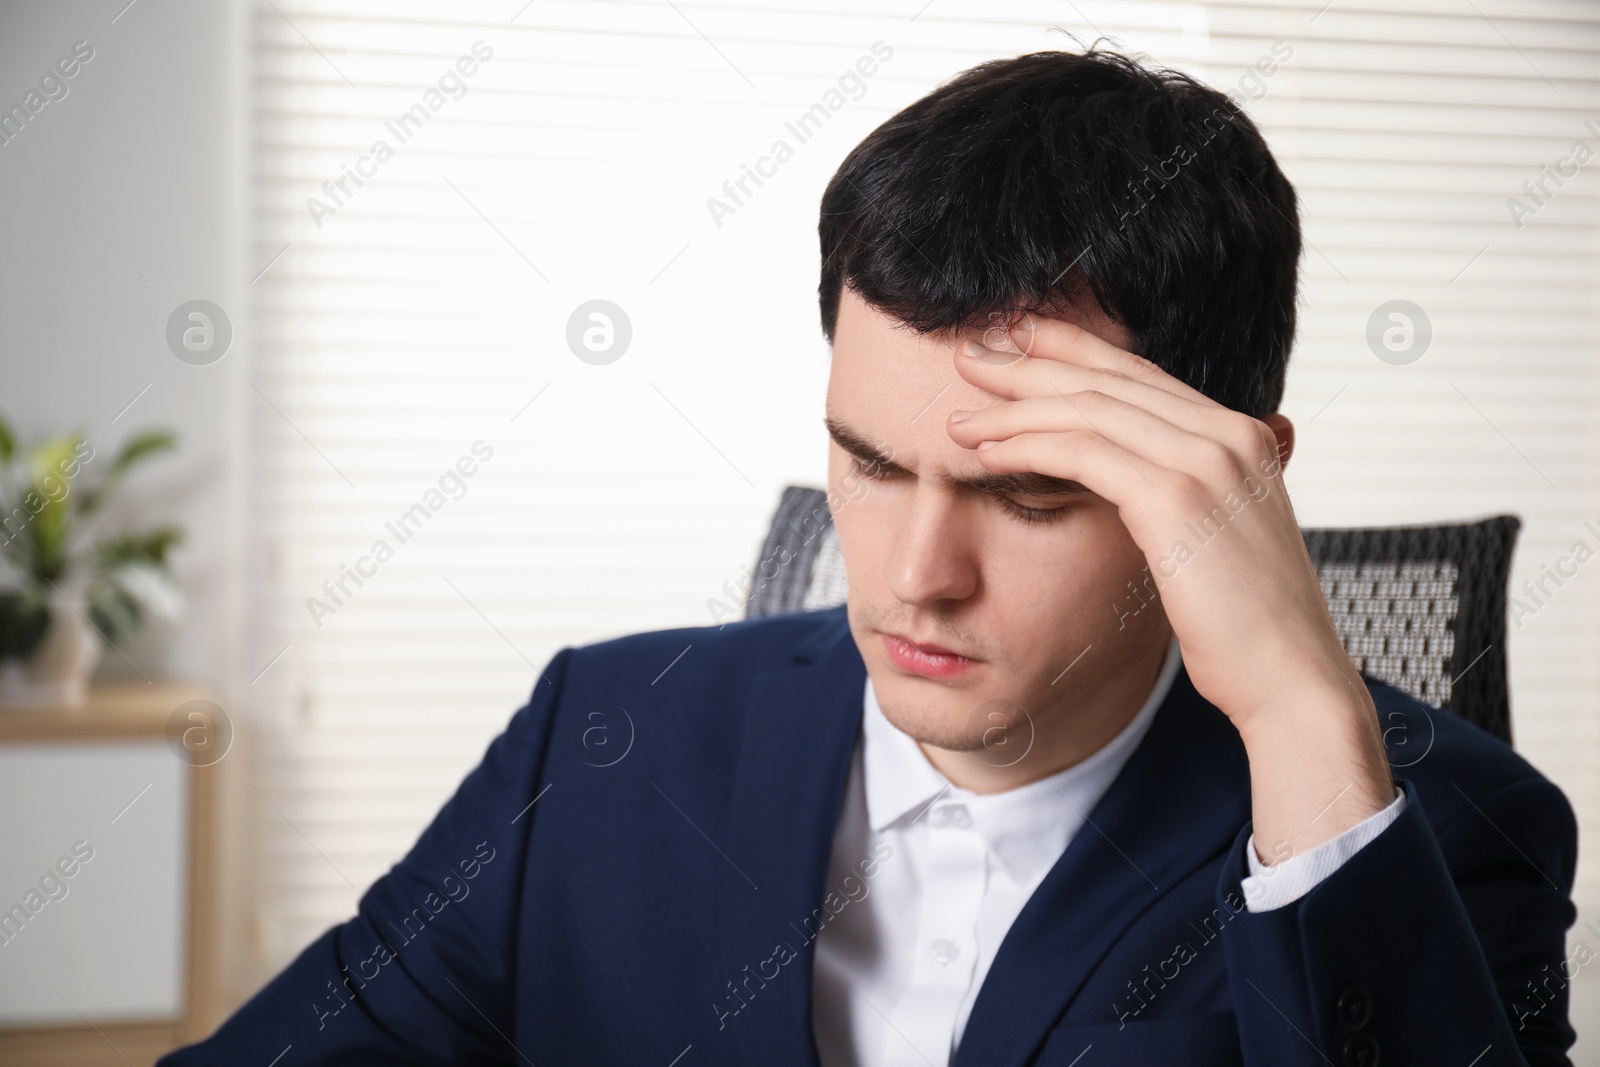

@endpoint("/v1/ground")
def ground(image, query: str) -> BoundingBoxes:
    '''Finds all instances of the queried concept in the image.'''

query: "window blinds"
[250,0,1600,988]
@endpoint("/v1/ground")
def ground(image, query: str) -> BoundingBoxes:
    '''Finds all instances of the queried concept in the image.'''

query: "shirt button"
[930,938,961,965]
[928,803,973,829]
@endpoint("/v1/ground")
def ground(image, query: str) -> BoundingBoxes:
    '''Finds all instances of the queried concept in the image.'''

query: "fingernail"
[963,339,1022,365]
[948,409,971,423]
[977,440,997,450]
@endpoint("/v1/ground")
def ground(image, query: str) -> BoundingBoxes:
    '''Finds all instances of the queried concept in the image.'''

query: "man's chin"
[869,667,1032,755]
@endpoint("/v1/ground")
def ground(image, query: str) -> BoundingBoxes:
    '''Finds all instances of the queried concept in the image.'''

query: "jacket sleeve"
[1239,788,1406,912]
[1216,775,1579,1067]
[158,646,576,1067]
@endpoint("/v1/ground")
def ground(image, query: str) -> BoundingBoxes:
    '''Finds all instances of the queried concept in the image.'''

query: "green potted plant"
[0,417,183,709]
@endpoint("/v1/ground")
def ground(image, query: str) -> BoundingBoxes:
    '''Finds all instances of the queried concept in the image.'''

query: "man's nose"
[884,485,978,606]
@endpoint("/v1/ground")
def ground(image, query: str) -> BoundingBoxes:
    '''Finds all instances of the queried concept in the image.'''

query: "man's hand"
[946,313,1395,860]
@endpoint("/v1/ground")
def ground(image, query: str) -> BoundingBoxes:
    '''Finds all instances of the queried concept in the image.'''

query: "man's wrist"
[1236,688,1396,863]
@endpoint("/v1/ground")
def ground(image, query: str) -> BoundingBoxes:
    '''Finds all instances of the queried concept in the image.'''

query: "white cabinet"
[0,685,219,1066]
[0,741,188,1024]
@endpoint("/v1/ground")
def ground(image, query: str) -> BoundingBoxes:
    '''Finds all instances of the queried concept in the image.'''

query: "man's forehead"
[828,311,997,417]
[823,289,1110,497]
[826,292,1021,449]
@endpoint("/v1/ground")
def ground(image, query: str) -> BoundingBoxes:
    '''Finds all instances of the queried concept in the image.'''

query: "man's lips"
[898,635,966,657]
[880,632,979,678]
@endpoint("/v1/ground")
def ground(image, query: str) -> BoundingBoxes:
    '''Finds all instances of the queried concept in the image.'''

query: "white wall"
[0,0,253,1024]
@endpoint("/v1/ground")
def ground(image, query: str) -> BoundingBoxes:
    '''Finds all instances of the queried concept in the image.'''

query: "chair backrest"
[743,485,1519,744]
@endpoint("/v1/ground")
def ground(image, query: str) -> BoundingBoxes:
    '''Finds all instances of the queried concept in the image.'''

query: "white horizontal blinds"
[248,0,1231,966]
[250,0,1600,976]
[1207,3,1600,923]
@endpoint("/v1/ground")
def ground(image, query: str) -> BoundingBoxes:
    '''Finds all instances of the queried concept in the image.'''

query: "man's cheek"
[829,510,874,577]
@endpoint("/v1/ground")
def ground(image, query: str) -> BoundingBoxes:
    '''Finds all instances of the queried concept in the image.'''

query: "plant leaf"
[97,526,184,568]
[107,562,185,622]
[88,580,140,646]
[78,429,176,516]
[0,591,48,662]
[19,437,78,583]
[106,430,177,481]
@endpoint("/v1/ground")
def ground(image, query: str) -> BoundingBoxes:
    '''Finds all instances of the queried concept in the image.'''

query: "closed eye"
[997,498,1073,525]
[849,456,1072,525]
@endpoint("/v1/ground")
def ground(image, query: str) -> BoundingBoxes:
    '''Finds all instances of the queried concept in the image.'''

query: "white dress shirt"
[811,637,1405,1067]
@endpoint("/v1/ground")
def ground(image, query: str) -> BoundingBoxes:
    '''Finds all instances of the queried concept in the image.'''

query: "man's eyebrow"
[824,415,908,472]
[823,415,1092,497]
[956,468,1094,498]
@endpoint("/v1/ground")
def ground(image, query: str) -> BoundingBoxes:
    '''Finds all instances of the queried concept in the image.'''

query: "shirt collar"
[861,635,1184,886]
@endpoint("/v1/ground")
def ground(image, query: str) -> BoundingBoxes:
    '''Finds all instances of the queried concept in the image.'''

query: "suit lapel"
[952,665,1253,1067]
[713,607,864,1067]
[712,609,1253,1067]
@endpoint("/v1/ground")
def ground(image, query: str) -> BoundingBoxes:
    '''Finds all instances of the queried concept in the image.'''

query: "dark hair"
[818,41,1301,418]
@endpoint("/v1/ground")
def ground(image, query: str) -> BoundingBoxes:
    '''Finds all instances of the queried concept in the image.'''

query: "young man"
[163,45,1577,1067]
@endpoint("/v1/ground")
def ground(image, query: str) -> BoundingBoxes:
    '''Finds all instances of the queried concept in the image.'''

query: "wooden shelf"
[0,683,213,742]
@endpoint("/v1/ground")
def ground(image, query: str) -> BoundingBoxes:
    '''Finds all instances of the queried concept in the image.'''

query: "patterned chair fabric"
[743,485,1519,744]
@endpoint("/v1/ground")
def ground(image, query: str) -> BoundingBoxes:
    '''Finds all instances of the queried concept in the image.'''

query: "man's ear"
[1260,412,1295,471]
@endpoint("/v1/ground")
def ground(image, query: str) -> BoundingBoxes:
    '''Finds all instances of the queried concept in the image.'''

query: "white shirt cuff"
[1239,787,1406,913]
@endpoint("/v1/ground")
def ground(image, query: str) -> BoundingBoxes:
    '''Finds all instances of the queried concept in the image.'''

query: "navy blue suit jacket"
[161,605,1578,1066]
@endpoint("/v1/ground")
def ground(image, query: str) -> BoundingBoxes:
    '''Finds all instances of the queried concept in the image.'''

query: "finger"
[970,428,1188,517]
[956,338,1223,438]
[948,392,1223,482]
[1007,313,1217,407]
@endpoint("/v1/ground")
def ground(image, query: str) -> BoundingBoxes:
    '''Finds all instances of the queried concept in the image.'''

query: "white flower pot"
[0,586,103,710]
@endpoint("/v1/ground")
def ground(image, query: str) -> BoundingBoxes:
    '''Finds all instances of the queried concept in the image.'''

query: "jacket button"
[1342,1032,1380,1066]
[1335,985,1373,1030]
